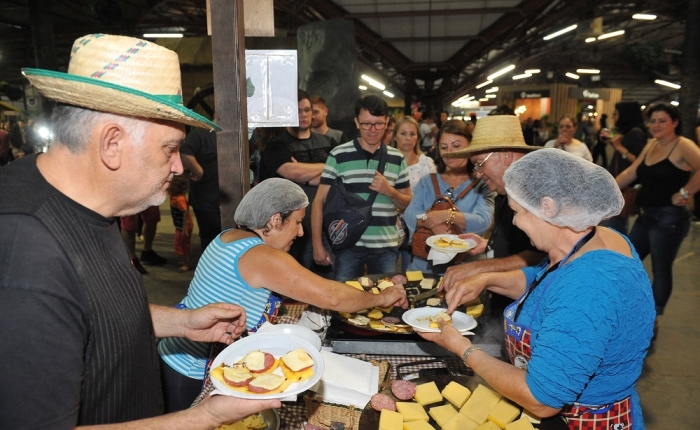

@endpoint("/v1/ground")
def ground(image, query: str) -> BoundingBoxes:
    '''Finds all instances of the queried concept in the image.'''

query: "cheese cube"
[428,404,458,428]
[475,422,501,430]
[420,278,435,289]
[396,402,429,422]
[377,280,394,290]
[405,270,423,282]
[464,384,502,410]
[466,303,485,317]
[379,409,403,430]
[377,306,394,313]
[345,281,364,290]
[414,381,442,405]
[442,412,479,430]
[441,381,472,408]
[369,320,386,330]
[367,309,384,319]
[402,421,435,430]
[460,400,491,424]
[359,276,373,287]
[372,287,380,294]
[487,399,520,429]
[504,417,536,430]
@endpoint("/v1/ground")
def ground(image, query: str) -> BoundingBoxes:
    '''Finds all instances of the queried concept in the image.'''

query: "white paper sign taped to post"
[245,50,298,128]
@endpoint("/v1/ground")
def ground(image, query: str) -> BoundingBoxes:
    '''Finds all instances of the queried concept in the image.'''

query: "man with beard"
[261,89,335,276]
[310,94,349,146]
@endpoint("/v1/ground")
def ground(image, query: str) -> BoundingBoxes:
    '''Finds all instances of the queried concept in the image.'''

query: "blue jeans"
[628,206,690,315]
[332,248,398,281]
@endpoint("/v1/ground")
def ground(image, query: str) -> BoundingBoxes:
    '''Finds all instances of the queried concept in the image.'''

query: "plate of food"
[402,307,477,333]
[209,332,325,400]
[426,234,477,253]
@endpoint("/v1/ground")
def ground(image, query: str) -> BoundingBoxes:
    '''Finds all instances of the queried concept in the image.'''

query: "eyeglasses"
[359,122,387,130]
[473,152,494,174]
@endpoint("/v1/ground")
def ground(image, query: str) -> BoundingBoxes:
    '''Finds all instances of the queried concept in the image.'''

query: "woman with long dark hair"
[615,102,700,330]
[600,101,648,233]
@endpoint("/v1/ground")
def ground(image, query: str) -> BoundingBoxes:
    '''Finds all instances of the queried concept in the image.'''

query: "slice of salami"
[381,316,401,325]
[391,380,417,400]
[392,274,408,285]
[370,393,396,411]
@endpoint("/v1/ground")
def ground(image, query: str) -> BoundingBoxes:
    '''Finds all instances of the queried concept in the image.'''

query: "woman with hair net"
[158,178,408,412]
[420,149,655,429]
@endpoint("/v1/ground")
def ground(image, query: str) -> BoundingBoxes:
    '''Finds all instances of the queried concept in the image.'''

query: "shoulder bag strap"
[366,144,388,206]
[430,173,440,197]
[455,177,481,201]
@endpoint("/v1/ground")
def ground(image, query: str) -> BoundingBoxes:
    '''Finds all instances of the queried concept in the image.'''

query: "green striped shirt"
[321,139,409,251]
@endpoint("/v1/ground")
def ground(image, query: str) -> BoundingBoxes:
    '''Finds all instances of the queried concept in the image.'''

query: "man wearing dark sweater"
[0,34,278,429]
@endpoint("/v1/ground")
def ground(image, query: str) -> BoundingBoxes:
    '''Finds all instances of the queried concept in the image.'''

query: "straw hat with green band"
[442,115,539,158]
[22,33,220,131]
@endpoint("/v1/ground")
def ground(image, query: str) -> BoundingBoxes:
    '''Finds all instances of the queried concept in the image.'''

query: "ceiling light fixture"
[598,30,625,40]
[487,65,516,80]
[475,80,493,89]
[359,85,367,90]
[361,74,385,90]
[654,79,681,90]
[485,87,499,93]
[143,33,183,38]
[632,13,657,20]
[565,72,580,80]
[479,98,489,102]
[383,90,394,98]
[543,24,577,41]
[641,105,646,110]
[585,37,597,43]
[512,73,532,80]
[670,101,679,106]
[576,69,600,74]
[485,94,497,99]
[524,69,540,74]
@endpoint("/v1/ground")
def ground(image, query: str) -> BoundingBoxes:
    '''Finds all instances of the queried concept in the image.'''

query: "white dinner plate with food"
[209,332,325,400]
[402,307,477,333]
[426,234,477,253]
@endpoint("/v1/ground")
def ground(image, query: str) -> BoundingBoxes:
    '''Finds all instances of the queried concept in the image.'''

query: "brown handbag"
[412,174,481,263]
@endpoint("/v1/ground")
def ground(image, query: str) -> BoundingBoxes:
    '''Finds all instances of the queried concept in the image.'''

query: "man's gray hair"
[51,104,150,153]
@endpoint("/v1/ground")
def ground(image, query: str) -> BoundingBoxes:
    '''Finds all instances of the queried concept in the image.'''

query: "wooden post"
[210,0,249,229]
[679,0,700,143]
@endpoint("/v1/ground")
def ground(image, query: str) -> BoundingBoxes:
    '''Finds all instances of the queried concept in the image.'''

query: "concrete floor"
[142,202,699,429]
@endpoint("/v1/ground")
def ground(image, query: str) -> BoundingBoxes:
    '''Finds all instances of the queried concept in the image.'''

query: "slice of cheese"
[359,276,373,287]
[367,309,384,319]
[372,287,380,294]
[460,400,491,424]
[378,409,403,430]
[428,311,452,328]
[420,278,435,289]
[463,384,502,410]
[338,312,352,319]
[450,239,467,248]
[369,320,387,330]
[426,298,442,307]
[442,412,479,430]
[405,270,423,282]
[396,402,429,421]
[487,399,520,429]
[345,281,364,290]
[466,303,485,317]
[414,381,443,405]
[402,420,435,430]
[441,381,472,409]
[520,409,542,424]
[428,403,458,428]
[348,315,370,326]
[281,348,313,372]
[248,373,285,391]
[377,280,394,290]
[475,421,502,430]
[504,417,536,430]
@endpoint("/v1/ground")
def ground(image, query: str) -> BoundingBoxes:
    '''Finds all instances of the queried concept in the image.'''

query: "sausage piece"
[370,393,397,411]
[391,380,417,400]
[392,274,408,285]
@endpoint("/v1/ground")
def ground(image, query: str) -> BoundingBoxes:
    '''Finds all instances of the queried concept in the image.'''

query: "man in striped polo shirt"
[311,95,412,281]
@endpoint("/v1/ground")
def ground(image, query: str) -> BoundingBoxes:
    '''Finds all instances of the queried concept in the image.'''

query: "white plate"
[426,234,477,253]
[210,332,325,400]
[257,324,322,351]
[402,307,477,333]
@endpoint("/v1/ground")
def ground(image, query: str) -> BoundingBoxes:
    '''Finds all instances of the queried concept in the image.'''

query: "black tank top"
[636,139,690,207]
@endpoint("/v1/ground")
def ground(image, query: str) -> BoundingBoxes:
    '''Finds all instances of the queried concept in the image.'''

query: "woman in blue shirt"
[421,149,655,430]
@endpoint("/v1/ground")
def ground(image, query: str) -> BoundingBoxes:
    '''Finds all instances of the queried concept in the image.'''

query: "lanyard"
[513,227,596,321]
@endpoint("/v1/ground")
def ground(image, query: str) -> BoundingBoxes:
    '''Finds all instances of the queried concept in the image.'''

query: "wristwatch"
[679,187,690,199]
[621,152,629,160]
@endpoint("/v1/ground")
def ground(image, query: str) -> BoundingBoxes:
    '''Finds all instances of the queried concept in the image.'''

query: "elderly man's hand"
[199,394,281,427]
[380,284,409,309]
[183,303,247,344]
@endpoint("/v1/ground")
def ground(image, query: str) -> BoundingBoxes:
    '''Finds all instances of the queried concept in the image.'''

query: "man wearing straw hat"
[0,34,279,428]
[440,115,545,307]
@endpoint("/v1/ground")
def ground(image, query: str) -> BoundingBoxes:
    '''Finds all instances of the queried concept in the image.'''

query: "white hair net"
[234,178,309,229]
[503,148,623,232]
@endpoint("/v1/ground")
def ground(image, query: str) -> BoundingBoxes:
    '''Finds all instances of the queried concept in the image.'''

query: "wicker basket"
[304,360,390,430]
